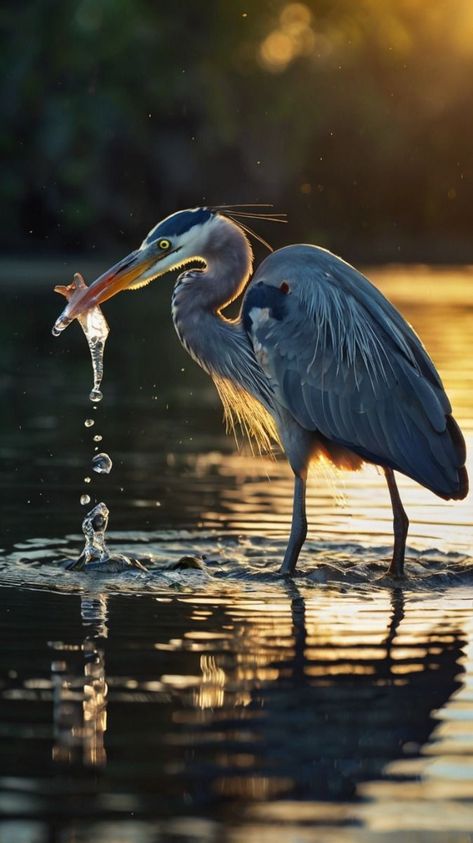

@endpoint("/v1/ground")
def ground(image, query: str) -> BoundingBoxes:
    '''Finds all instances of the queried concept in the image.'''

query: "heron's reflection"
[173,584,465,806]
[50,594,108,767]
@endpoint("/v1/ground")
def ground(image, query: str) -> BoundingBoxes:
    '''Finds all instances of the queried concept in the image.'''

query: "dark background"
[2,0,473,262]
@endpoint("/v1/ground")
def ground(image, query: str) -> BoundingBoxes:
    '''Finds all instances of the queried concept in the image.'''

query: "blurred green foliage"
[2,0,473,259]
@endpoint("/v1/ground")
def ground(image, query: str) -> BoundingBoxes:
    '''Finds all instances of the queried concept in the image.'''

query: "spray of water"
[53,274,121,570]
[66,503,147,573]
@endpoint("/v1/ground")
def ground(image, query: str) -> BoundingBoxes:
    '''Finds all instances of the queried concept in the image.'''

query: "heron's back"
[243,244,468,500]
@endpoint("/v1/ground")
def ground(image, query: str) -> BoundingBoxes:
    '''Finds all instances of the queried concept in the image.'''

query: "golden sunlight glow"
[258,0,473,78]
[212,373,280,455]
[259,3,315,72]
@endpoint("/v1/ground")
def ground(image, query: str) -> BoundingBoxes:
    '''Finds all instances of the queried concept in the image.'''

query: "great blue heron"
[54,206,468,577]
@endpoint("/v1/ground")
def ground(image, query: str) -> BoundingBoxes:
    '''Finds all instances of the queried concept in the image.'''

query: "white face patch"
[133,220,216,286]
[172,223,207,258]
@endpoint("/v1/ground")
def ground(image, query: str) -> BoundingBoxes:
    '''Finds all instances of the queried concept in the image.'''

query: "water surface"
[0,262,472,842]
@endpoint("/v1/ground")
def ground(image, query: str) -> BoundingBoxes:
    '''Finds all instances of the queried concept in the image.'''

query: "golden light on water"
[7,580,473,835]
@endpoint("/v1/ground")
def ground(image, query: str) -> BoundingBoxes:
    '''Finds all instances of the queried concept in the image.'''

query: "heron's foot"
[387,559,405,579]
[376,561,406,584]
[381,570,406,582]
[279,555,298,577]
[279,532,306,576]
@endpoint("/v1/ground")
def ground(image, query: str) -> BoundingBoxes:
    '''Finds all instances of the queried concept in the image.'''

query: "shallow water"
[1,262,472,841]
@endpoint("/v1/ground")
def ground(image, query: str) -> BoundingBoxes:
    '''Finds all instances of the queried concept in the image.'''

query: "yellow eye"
[158,238,171,250]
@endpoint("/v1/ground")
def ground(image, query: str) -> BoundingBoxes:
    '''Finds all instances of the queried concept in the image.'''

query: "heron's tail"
[444,415,469,500]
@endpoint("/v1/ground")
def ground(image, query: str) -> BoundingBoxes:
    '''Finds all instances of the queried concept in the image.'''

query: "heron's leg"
[280,473,307,576]
[384,467,409,577]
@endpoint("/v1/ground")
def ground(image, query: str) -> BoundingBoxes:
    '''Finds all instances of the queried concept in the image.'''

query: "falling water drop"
[52,315,73,336]
[84,418,95,428]
[87,329,107,403]
[80,494,91,505]
[89,387,103,403]
[93,434,103,442]
[92,452,113,474]
[84,476,91,484]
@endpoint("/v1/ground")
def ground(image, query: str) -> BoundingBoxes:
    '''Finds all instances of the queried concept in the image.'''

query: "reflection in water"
[158,589,468,815]
[51,595,108,767]
[0,587,472,841]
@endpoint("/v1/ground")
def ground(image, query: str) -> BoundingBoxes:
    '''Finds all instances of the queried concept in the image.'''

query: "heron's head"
[55,207,234,324]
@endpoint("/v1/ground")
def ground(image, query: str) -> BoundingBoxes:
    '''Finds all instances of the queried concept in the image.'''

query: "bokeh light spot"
[260,3,315,72]
[280,3,312,30]
[260,31,295,72]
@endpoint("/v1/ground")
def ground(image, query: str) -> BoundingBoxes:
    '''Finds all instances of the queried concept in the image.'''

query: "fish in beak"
[52,245,159,335]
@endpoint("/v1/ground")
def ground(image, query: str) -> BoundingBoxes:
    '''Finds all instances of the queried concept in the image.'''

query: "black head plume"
[210,204,287,252]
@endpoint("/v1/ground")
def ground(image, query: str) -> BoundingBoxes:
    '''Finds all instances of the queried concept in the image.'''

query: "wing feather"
[242,245,467,499]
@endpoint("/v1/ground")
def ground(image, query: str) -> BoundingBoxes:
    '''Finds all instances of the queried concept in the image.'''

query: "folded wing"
[242,245,467,500]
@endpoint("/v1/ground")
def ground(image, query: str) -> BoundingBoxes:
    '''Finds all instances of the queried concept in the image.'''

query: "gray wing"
[242,244,467,499]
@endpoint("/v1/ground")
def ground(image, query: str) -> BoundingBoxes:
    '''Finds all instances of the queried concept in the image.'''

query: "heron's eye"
[158,238,171,250]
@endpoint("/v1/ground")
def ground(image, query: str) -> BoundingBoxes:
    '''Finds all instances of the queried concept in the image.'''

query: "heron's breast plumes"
[212,374,280,455]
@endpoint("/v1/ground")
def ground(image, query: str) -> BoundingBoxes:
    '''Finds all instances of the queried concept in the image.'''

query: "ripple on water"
[1,531,473,595]
[0,577,472,841]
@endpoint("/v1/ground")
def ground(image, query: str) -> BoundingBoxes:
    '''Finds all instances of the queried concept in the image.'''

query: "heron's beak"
[56,246,159,322]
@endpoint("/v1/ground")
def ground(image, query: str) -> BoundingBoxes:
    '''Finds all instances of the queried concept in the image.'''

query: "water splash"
[80,502,110,565]
[52,272,136,574]
[92,453,112,474]
[66,503,148,573]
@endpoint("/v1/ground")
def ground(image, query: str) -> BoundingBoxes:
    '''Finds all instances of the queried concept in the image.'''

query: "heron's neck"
[171,225,272,411]
[185,222,253,311]
[171,223,253,371]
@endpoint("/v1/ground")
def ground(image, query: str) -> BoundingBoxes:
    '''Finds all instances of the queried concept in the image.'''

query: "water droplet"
[89,388,103,403]
[80,494,91,505]
[92,452,112,474]
[52,314,73,336]
[84,418,95,428]
[93,434,103,442]
[84,476,91,484]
